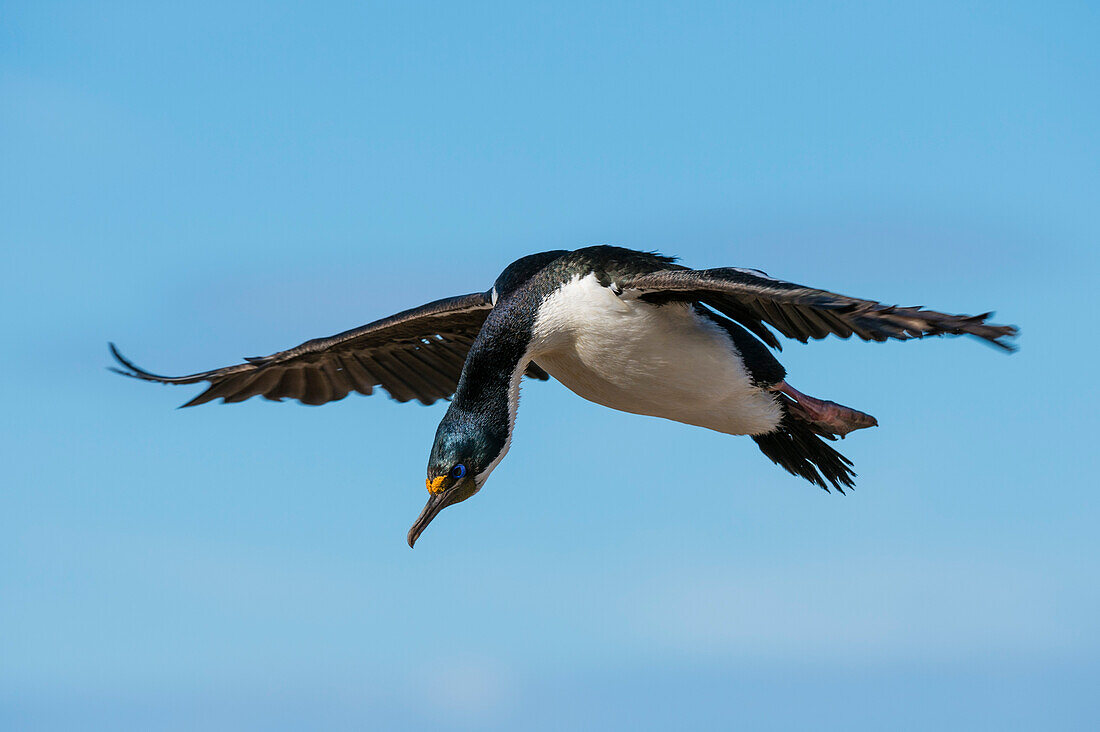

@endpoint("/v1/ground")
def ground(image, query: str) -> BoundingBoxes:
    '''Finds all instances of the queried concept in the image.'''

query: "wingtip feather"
[108,342,144,379]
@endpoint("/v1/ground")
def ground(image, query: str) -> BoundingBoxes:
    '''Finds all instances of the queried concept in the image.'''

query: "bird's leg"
[770,381,878,438]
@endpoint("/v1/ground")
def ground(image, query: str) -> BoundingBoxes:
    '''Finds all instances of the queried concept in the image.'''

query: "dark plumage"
[111,245,1017,545]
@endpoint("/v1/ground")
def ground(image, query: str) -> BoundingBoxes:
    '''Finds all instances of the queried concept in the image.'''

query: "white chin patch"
[475,437,511,486]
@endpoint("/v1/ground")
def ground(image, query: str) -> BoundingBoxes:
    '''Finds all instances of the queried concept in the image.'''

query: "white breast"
[529,273,781,436]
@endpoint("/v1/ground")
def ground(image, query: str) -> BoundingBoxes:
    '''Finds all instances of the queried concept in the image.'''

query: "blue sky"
[2,1,1098,729]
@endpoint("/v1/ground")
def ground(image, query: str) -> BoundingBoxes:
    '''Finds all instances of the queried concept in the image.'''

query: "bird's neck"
[450,304,534,443]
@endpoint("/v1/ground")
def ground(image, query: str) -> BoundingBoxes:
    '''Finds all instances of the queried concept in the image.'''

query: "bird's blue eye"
[451,464,466,479]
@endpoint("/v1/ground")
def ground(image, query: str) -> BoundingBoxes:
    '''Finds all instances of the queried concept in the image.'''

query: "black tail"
[752,402,856,493]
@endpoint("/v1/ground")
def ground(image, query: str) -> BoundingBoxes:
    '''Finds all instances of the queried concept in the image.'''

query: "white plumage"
[530,273,782,436]
[110,245,1018,546]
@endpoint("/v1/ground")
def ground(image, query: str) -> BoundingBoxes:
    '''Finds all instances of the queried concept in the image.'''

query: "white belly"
[530,274,781,436]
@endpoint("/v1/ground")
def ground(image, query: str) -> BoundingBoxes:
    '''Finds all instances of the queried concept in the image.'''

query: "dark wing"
[619,268,1018,351]
[110,292,497,407]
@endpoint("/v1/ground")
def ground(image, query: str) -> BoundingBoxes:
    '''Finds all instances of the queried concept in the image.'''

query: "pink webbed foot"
[772,381,878,438]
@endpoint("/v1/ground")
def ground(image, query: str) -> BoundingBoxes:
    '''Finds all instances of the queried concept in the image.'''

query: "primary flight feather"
[110,246,1017,546]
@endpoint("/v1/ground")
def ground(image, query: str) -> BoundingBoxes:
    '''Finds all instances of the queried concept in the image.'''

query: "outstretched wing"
[619,268,1018,351]
[110,292,499,407]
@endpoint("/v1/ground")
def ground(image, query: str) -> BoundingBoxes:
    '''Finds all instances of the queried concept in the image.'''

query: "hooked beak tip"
[407,521,427,548]
[407,491,449,549]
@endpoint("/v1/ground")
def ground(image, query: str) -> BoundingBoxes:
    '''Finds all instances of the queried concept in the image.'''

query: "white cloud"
[414,655,514,723]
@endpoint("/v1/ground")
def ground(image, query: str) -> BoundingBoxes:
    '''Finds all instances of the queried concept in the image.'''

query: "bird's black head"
[407,411,509,547]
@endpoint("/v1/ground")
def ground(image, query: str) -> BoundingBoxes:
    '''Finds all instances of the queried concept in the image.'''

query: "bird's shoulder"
[492,246,682,302]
